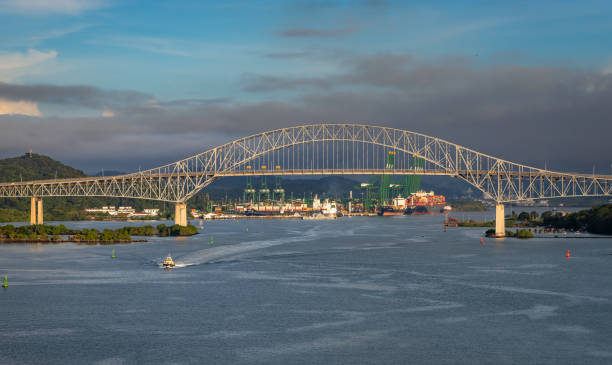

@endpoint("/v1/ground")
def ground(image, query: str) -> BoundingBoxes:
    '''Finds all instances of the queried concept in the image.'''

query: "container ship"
[404,190,447,215]
[378,197,409,216]
[377,191,448,215]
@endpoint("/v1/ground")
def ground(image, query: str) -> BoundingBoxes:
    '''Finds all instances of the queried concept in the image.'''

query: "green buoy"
[246,227,248,233]
[210,237,214,245]
[111,249,116,259]
[2,276,7,288]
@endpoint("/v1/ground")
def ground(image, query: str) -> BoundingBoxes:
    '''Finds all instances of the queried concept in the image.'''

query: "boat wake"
[171,227,321,268]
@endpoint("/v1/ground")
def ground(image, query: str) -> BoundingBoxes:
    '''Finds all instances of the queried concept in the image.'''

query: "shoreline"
[0,238,148,244]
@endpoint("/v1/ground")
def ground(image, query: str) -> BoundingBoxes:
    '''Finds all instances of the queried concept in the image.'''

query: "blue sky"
[1,0,612,173]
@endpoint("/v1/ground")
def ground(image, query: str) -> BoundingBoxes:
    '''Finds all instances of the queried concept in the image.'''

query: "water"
[1,213,612,364]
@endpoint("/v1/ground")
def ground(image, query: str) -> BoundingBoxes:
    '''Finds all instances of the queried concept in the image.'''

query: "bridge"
[1,124,611,237]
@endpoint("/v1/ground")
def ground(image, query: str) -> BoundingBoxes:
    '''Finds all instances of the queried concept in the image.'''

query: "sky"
[1,0,611,174]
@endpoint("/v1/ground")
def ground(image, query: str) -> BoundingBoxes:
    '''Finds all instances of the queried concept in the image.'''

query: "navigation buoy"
[111,249,116,259]
[2,276,7,288]
[210,237,214,245]
[480,237,484,245]
[246,227,248,233]
[566,249,571,259]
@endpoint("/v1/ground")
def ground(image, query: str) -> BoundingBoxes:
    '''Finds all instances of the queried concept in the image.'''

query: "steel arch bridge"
[1,123,611,235]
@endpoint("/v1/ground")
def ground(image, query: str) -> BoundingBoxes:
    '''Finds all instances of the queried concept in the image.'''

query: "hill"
[0,153,86,183]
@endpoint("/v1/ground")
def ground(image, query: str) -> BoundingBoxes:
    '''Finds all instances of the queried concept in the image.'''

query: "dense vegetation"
[0,153,86,183]
[476,205,612,237]
[540,205,612,235]
[0,223,199,243]
[117,224,198,237]
[485,228,534,239]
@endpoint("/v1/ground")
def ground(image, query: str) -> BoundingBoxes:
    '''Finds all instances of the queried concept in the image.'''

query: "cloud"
[88,36,193,57]
[101,106,114,117]
[0,82,155,110]
[29,24,94,43]
[0,98,41,116]
[278,27,357,38]
[1,54,611,174]
[263,51,311,59]
[242,73,336,92]
[0,49,57,82]
[0,0,107,15]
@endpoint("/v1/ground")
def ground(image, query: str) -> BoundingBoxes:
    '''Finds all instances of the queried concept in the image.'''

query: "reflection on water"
[1,212,612,364]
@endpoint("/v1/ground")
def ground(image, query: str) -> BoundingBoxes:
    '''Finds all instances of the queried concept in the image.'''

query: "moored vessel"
[404,190,446,215]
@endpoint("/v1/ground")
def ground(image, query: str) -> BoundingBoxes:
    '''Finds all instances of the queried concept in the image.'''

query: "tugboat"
[162,254,175,269]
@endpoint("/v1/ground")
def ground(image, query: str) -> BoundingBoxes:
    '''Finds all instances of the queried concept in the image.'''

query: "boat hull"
[404,205,445,215]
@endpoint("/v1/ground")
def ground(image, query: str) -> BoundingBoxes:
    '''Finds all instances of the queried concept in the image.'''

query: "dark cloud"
[1,54,612,175]
[0,82,154,108]
[278,27,357,38]
[242,73,336,92]
[158,97,233,107]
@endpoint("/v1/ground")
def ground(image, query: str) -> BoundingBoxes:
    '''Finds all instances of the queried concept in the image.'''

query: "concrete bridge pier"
[495,203,505,237]
[175,203,187,226]
[30,197,43,225]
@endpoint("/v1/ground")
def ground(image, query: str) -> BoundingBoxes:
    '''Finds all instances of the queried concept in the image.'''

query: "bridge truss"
[1,124,610,205]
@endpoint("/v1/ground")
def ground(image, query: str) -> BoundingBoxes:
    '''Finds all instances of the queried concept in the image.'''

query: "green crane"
[273,176,285,202]
[403,155,424,196]
[272,166,285,202]
[243,178,256,203]
[379,151,396,205]
[258,165,271,202]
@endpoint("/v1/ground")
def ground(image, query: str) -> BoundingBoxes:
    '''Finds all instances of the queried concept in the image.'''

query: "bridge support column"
[30,197,43,225]
[37,198,43,225]
[495,203,505,237]
[30,197,36,225]
[175,203,187,227]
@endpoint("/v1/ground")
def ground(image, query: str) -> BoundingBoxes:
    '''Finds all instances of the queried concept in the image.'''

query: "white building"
[312,195,322,211]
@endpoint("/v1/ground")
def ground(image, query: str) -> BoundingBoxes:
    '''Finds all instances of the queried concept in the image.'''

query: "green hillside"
[0,153,86,183]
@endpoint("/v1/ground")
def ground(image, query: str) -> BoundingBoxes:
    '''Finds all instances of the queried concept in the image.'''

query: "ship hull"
[245,210,283,216]
[404,205,445,215]
[377,207,406,216]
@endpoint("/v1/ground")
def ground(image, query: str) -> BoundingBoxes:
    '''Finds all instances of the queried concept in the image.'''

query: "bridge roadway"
[3,169,612,186]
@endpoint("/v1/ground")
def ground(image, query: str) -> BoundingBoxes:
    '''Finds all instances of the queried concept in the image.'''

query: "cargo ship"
[377,197,408,216]
[404,190,446,215]
[378,191,447,215]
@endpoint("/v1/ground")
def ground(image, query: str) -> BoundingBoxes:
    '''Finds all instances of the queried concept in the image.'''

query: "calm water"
[1,213,612,364]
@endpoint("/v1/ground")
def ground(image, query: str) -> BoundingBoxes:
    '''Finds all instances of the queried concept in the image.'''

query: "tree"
[517,212,530,221]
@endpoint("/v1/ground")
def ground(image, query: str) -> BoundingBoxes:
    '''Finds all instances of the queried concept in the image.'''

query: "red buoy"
[480,237,484,245]
[566,249,571,259]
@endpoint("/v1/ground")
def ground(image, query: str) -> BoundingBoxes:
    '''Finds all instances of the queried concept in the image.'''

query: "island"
[0,223,199,244]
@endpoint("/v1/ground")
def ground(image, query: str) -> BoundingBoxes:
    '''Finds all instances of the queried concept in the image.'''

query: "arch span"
[1,123,611,204]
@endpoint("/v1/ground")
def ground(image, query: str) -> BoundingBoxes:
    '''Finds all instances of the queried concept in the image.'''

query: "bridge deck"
[2,169,612,187]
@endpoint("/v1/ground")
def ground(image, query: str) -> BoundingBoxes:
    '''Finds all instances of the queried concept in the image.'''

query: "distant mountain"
[0,153,86,183]
[92,170,126,177]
